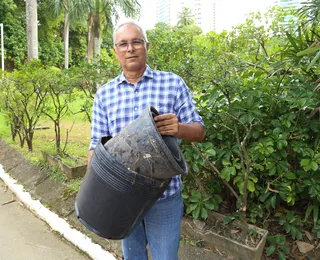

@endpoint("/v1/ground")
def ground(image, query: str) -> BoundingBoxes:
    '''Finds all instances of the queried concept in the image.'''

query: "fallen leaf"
[230,229,240,234]
[296,241,315,254]
[304,230,314,241]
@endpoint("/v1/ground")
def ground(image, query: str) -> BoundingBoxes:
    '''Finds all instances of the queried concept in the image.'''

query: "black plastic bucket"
[75,137,171,239]
[105,106,187,180]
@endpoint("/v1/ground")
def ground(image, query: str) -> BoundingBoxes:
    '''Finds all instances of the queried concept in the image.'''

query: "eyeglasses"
[115,39,145,52]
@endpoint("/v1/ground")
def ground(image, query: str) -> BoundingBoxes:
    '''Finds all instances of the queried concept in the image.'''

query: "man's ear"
[113,48,118,58]
[146,42,150,52]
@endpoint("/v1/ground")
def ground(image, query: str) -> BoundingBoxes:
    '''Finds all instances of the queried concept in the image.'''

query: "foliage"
[266,235,290,260]
[182,189,222,219]
[41,67,77,154]
[0,0,27,69]
[0,61,49,151]
[68,49,120,122]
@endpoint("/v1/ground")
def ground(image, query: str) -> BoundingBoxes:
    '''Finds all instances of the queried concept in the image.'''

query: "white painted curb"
[0,164,116,260]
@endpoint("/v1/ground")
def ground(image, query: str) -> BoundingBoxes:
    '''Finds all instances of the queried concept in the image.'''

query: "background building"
[156,0,216,33]
[273,0,305,8]
[272,0,310,25]
[134,0,309,33]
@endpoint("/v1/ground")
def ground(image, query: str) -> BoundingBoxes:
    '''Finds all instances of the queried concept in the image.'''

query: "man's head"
[113,19,149,73]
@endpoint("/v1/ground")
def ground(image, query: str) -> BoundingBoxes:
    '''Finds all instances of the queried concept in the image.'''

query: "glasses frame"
[114,39,146,52]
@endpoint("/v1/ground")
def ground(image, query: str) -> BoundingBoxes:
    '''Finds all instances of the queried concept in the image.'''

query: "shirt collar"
[117,65,154,85]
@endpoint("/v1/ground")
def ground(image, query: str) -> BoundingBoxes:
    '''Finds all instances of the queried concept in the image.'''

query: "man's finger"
[154,113,175,121]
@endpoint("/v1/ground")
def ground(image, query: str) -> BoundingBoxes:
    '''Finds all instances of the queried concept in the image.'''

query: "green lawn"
[0,91,92,164]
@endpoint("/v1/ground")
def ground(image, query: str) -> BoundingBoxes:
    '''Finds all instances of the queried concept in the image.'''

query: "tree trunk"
[64,12,70,69]
[86,15,94,62]
[54,120,61,154]
[93,12,100,64]
[26,0,38,61]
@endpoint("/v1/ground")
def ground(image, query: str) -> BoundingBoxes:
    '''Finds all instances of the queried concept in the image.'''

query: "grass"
[0,93,91,191]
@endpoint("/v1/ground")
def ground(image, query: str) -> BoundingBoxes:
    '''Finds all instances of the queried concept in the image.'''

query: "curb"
[0,164,116,260]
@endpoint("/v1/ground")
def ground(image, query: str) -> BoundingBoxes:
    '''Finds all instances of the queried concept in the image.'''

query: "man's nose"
[127,43,134,52]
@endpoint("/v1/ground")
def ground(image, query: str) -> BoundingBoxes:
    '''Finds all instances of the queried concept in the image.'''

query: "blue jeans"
[122,190,183,260]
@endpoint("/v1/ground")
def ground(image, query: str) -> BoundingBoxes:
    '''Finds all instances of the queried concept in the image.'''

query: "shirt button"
[134,107,138,111]
[135,91,138,94]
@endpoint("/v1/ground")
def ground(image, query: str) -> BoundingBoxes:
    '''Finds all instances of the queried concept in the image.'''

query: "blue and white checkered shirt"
[90,65,203,199]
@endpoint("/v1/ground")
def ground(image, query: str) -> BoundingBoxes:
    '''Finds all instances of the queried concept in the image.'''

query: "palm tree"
[297,0,320,28]
[295,0,320,72]
[177,7,195,27]
[26,0,38,61]
[86,0,140,63]
[48,0,89,68]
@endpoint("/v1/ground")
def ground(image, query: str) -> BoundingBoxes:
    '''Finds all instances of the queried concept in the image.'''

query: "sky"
[130,0,274,32]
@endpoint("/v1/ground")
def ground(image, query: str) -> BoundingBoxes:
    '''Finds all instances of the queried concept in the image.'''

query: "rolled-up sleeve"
[174,77,204,126]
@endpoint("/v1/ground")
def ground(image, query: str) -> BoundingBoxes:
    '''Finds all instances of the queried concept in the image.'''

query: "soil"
[205,216,264,248]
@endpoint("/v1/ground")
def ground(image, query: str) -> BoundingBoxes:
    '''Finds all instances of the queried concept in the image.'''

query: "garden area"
[1,0,320,259]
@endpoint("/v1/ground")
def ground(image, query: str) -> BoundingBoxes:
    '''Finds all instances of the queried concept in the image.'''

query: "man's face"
[114,24,149,72]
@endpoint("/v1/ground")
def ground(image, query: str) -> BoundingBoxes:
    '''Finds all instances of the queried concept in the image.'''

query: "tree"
[297,0,320,28]
[177,7,195,27]
[0,0,27,70]
[3,61,48,151]
[47,0,88,69]
[26,0,38,60]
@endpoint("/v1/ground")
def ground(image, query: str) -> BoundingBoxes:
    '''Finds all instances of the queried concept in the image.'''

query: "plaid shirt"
[90,65,203,199]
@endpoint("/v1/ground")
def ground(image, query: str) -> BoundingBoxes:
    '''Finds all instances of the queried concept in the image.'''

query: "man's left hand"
[154,113,179,136]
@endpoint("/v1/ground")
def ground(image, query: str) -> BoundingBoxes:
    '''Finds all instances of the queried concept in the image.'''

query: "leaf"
[304,205,313,222]
[267,236,276,243]
[275,235,286,244]
[182,193,189,199]
[192,163,199,173]
[222,158,231,166]
[286,32,299,51]
[247,180,255,192]
[201,207,208,219]
[206,149,216,157]
[278,250,286,260]
[300,159,310,167]
[297,45,320,56]
[266,245,276,256]
[271,195,277,209]
[259,193,270,202]
[285,172,296,180]
[279,245,290,255]
[186,203,197,214]
[191,190,202,201]
[192,205,200,219]
[203,195,211,202]
[220,167,233,181]
[307,50,320,71]
[311,161,318,171]
[205,202,215,210]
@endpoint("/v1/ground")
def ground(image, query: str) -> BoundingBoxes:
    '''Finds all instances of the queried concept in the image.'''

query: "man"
[88,19,205,260]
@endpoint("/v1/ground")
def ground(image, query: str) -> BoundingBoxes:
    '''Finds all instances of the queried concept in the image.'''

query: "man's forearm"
[87,150,94,165]
[176,122,205,142]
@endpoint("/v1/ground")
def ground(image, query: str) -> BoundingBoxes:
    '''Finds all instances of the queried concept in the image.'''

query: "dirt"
[205,217,264,248]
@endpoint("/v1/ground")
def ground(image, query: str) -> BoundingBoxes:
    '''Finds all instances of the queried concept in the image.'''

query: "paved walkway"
[0,179,90,260]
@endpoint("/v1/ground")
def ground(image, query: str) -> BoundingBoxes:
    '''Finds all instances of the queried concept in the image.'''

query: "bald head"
[113,19,148,47]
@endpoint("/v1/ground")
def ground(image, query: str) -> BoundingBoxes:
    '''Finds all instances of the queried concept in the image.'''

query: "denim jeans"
[122,190,183,260]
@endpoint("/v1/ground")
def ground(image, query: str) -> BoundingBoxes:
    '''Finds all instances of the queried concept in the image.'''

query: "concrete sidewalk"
[0,136,225,260]
[0,179,90,260]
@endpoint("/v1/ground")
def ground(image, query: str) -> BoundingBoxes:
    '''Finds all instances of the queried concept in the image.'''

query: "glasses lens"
[116,40,144,51]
